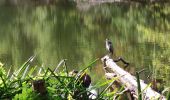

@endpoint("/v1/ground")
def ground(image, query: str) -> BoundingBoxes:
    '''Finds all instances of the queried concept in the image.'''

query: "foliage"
[13,83,37,100]
[0,57,122,99]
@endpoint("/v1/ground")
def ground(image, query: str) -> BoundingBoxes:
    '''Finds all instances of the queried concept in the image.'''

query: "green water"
[0,3,170,86]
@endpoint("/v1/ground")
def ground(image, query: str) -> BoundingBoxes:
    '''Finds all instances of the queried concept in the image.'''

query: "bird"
[105,38,130,68]
[106,38,113,55]
[69,70,91,88]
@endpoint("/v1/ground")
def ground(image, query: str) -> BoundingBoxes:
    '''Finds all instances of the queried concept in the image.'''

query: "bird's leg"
[113,57,129,68]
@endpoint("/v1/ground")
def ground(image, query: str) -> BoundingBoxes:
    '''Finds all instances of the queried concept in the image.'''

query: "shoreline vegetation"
[0,56,113,99]
[0,56,169,99]
[0,56,100,99]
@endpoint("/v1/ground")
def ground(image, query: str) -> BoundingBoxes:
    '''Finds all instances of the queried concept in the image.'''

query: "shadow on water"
[0,1,170,86]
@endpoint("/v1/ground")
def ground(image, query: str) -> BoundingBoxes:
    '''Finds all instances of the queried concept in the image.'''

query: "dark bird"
[105,38,129,68]
[80,73,91,88]
[106,38,113,55]
[69,70,91,88]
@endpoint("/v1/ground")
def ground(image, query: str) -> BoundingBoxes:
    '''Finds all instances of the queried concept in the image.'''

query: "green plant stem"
[64,59,68,76]
[136,72,142,100]
[97,79,116,99]
[0,75,7,90]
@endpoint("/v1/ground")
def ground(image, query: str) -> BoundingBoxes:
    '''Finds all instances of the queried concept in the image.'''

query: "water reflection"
[0,4,170,86]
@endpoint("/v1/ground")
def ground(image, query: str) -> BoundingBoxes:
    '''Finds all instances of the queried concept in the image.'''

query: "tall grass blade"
[162,87,170,95]
[97,78,116,99]
[10,55,35,80]
[47,68,71,93]
[16,55,35,77]
[28,66,37,76]
[47,68,64,85]
[63,59,68,76]
[38,64,44,75]
[0,75,7,90]
[80,58,99,73]
[7,66,12,78]
[136,72,142,100]
[161,87,170,99]
[74,58,98,83]
[141,83,151,93]
[98,78,117,87]
[74,58,99,83]
[167,91,170,100]
[54,59,66,72]
[21,65,30,79]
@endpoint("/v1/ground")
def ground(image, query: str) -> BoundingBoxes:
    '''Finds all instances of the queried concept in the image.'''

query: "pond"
[0,2,170,87]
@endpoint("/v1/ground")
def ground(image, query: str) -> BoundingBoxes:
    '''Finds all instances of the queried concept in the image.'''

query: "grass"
[0,56,121,100]
[1,56,169,100]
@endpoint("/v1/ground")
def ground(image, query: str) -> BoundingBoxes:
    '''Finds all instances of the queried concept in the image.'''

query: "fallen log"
[101,55,166,100]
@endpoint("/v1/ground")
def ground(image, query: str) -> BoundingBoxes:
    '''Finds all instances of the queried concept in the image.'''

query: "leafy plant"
[0,57,121,99]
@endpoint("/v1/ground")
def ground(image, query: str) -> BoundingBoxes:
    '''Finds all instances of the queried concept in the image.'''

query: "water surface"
[0,3,170,86]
